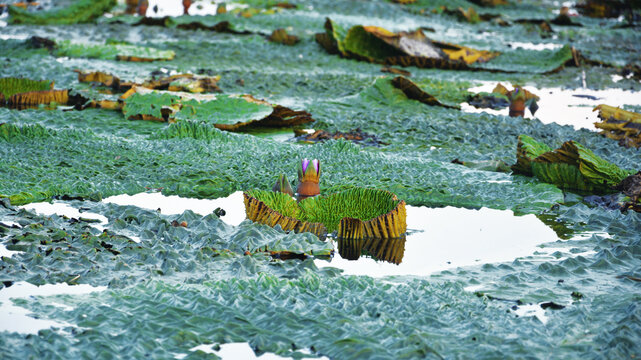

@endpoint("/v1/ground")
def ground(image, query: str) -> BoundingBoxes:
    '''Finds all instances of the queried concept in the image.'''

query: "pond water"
[508,42,563,51]
[315,205,560,277]
[103,191,246,226]
[511,303,549,324]
[462,83,641,130]
[20,202,108,231]
[0,281,106,334]
[174,342,328,360]
[0,242,22,258]
[146,0,248,17]
[13,191,580,278]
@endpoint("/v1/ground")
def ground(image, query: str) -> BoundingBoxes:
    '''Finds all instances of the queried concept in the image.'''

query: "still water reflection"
[316,205,559,277]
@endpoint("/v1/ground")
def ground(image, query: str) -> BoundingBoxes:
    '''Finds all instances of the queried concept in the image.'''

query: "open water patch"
[0,281,106,334]
[0,242,22,258]
[174,342,329,360]
[20,202,108,231]
[462,82,641,130]
[508,42,564,51]
[145,0,248,17]
[316,205,560,277]
[511,303,549,324]
[103,191,245,226]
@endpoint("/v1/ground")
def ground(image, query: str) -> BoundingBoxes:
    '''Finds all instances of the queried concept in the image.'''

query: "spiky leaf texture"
[246,187,403,233]
[0,77,53,99]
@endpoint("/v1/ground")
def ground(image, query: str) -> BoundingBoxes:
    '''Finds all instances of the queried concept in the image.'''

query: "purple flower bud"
[312,159,319,173]
[301,158,310,173]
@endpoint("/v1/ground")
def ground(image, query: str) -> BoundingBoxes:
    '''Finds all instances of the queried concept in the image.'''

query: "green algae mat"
[1,0,641,358]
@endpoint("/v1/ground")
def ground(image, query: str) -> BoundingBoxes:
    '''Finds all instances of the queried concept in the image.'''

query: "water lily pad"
[268,29,300,45]
[594,105,641,148]
[55,41,175,62]
[122,87,313,130]
[351,77,468,109]
[474,45,576,74]
[391,76,460,109]
[0,77,85,108]
[8,0,115,25]
[515,135,635,192]
[512,135,553,176]
[244,188,407,240]
[76,70,222,93]
[319,19,500,70]
[0,78,53,100]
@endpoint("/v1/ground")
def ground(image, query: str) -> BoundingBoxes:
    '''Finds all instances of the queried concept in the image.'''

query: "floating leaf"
[8,0,116,25]
[469,0,508,6]
[512,135,553,176]
[55,41,175,62]
[354,77,468,109]
[474,45,576,74]
[391,76,460,109]
[0,77,53,102]
[516,136,635,192]
[75,70,122,88]
[615,172,641,211]
[318,20,500,71]
[594,105,641,148]
[245,188,407,240]
[576,0,634,18]
[0,123,52,142]
[0,77,86,108]
[268,29,300,46]
[7,90,70,107]
[380,66,412,77]
[76,70,221,93]
[121,87,313,130]
[315,18,348,55]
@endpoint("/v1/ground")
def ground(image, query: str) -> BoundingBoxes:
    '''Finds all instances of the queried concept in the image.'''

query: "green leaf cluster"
[248,187,400,232]
[8,0,116,25]
[0,78,53,99]
[516,135,635,192]
[123,91,274,125]
[54,41,175,61]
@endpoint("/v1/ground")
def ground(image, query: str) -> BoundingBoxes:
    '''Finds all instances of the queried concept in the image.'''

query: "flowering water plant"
[297,158,321,199]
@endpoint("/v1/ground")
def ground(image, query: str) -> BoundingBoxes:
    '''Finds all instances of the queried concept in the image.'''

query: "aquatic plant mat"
[244,187,407,239]
[1,0,641,358]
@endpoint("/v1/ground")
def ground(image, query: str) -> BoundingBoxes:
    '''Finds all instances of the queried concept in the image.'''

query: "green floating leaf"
[475,45,575,74]
[512,135,553,176]
[245,187,406,239]
[0,78,53,99]
[317,18,576,73]
[9,0,116,25]
[54,41,175,62]
[516,135,635,192]
[344,77,468,109]
[122,88,313,130]
[343,25,405,62]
